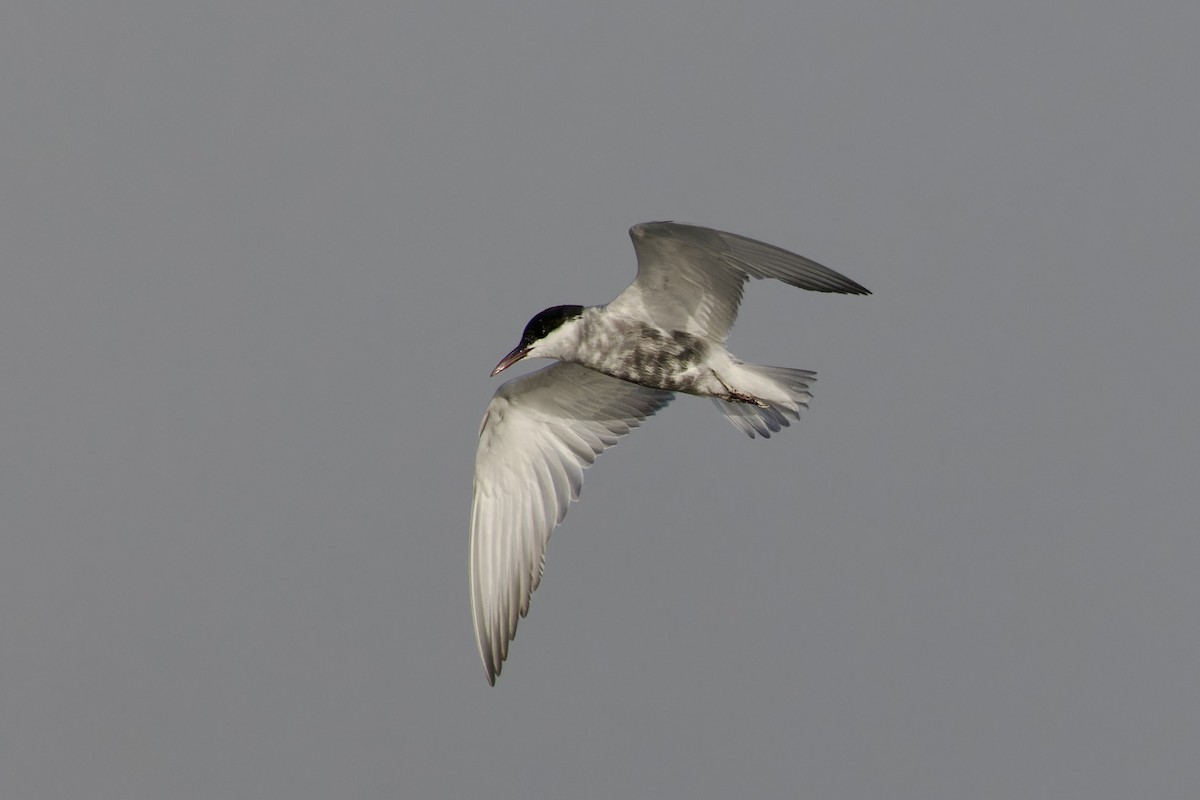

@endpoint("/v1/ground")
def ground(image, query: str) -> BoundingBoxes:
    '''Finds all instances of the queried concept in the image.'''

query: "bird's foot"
[723,388,769,408]
[714,373,769,407]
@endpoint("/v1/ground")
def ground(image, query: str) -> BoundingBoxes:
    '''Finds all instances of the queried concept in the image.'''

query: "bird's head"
[491,305,586,376]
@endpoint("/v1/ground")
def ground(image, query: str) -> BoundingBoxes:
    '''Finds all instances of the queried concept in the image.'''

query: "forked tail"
[711,365,816,439]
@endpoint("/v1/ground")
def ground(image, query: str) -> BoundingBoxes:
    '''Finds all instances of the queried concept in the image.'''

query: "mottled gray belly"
[583,326,712,393]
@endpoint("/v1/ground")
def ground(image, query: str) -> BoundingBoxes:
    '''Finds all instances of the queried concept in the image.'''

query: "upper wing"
[608,221,870,342]
[470,363,673,685]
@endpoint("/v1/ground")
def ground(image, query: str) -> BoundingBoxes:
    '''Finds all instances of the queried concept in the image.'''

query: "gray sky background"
[2,2,1198,798]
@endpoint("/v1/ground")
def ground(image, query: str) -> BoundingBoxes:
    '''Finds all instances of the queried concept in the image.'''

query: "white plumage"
[470,222,869,684]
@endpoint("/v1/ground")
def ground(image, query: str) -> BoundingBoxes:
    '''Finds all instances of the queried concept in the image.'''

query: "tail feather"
[711,365,815,439]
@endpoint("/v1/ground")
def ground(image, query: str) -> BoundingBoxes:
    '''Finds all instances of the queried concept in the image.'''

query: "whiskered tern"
[471,221,869,684]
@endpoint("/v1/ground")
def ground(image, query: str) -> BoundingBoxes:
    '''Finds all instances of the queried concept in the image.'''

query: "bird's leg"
[714,374,770,407]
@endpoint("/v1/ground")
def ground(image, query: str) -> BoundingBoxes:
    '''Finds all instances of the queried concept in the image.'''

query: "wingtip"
[820,273,871,296]
[478,640,499,685]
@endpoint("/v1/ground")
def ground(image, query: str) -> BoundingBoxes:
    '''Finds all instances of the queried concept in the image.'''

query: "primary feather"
[470,363,672,685]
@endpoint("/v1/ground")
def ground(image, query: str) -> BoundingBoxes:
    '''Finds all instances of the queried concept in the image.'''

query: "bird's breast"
[577,323,713,394]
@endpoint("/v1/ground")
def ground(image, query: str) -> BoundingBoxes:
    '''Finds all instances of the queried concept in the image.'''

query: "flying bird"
[470,221,869,684]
